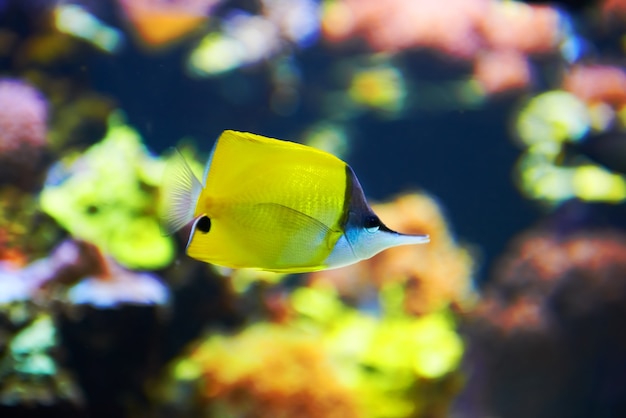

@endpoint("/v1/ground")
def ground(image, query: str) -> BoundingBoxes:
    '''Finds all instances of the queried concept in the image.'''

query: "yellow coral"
[41,113,175,269]
[348,64,406,114]
[294,285,464,418]
[513,90,626,204]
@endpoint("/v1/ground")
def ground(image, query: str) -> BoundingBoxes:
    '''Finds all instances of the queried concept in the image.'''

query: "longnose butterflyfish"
[161,130,429,273]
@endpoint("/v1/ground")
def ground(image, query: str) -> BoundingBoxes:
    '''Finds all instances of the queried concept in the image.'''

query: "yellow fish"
[161,130,429,273]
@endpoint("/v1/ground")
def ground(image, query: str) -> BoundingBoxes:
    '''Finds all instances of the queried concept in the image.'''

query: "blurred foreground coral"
[162,285,464,418]
[160,192,471,418]
[166,324,360,418]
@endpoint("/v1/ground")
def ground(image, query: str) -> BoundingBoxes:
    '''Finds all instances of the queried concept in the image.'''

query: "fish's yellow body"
[161,130,428,273]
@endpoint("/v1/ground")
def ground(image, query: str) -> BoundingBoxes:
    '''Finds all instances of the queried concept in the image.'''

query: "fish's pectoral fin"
[251,202,340,268]
[269,202,338,243]
[159,149,203,235]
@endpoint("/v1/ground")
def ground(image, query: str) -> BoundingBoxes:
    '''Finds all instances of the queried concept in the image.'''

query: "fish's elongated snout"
[392,232,430,246]
[344,226,430,263]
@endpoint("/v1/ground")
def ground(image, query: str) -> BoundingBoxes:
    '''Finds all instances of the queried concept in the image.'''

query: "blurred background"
[1,0,626,417]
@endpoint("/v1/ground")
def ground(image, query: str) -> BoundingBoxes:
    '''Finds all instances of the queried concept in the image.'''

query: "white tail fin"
[159,149,203,235]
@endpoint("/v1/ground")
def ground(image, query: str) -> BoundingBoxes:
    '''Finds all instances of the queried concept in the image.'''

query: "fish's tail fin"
[159,149,203,235]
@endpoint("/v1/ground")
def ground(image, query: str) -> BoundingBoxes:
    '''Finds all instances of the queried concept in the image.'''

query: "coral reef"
[323,0,563,57]
[323,0,565,97]
[462,211,626,418]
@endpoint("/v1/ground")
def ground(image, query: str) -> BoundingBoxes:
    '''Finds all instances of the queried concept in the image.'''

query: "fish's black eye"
[364,215,380,233]
[196,216,211,233]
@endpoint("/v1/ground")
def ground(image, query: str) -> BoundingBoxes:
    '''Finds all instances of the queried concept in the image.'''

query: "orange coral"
[116,0,221,47]
[563,65,626,107]
[188,325,361,418]
[310,193,474,315]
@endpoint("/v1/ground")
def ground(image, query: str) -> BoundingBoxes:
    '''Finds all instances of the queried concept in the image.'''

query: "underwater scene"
[2,0,626,417]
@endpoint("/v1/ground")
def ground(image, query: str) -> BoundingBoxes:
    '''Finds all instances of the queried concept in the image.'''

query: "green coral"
[41,112,175,269]
[0,311,82,406]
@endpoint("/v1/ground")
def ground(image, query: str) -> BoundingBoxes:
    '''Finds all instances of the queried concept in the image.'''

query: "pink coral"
[474,50,532,95]
[0,78,48,189]
[323,0,563,59]
[479,2,562,54]
[323,0,487,58]
[322,0,564,96]
[0,79,47,151]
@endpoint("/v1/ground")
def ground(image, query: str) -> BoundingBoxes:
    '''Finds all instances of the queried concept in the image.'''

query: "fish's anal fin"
[159,149,203,235]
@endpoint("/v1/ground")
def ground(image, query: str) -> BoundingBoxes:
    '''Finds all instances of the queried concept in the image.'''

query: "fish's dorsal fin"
[159,149,203,234]
[201,137,218,187]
